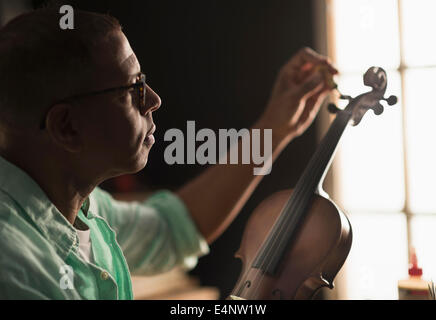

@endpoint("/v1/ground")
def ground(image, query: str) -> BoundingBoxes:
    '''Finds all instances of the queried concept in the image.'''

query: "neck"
[0,142,102,225]
[294,111,352,195]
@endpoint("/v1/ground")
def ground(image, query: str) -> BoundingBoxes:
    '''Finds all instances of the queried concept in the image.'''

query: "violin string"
[262,115,341,261]
[248,130,333,299]
[249,148,330,299]
[249,112,349,299]
[233,115,338,297]
[253,124,337,268]
[248,137,328,298]
[259,118,342,297]
[244,122,337,298]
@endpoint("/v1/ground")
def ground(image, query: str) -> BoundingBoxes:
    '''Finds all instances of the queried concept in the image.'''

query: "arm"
[177,47,338,244]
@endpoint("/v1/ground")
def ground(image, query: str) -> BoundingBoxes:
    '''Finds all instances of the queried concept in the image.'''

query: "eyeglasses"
[40,73,146,129]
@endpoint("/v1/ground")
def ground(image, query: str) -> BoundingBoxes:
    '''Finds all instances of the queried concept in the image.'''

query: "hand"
[257,47,338,144]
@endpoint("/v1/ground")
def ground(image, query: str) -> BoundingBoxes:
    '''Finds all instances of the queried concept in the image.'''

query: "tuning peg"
[327,103,341,114]
[372,103,384,115]
[339,94,353,101]
[383,95,398,106]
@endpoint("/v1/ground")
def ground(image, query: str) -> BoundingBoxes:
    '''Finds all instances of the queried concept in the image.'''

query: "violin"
[228,67,398,300]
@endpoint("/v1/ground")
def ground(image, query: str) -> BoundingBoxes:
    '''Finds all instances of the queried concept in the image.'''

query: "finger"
[290,47,337,73]
[289,47,327,68]
[304,66,340,93]
[297,90,329,130]
[305,89,329,116]
[284,47,338,76]
[295,65,322,84]
[292,70,324,101]
[300,60,338,80]
[295,81,330,119]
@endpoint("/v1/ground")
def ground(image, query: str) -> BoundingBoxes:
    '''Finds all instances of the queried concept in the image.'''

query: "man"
[0,7,337,299]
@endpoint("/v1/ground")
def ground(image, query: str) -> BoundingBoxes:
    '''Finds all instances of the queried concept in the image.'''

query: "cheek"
[82,103,143,153]
[112,107,143,147]
[102,108,142,152]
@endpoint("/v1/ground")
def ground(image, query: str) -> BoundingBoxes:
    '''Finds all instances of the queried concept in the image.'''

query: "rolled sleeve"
[90,187,209,276]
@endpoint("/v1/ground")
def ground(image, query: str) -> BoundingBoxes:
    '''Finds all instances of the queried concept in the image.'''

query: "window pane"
[404,68,436,213]
[333,71,405,213]
[401,0,436,67]
[338,212,408,299]
[411,216,436,281]
[331,0,400,72]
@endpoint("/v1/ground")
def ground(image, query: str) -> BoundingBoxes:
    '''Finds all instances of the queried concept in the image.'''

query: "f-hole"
[236,280,251,296]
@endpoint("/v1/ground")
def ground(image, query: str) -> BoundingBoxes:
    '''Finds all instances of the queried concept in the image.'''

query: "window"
[316,0,436,299]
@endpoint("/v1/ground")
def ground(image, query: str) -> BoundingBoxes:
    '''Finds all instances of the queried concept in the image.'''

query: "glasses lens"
[137,74,146,114]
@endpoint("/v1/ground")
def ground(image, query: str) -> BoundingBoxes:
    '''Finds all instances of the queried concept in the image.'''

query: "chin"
[116,142,151,174]
[129,148,150,173]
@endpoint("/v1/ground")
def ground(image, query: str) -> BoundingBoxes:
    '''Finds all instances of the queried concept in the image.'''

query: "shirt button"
[100,271,109,281]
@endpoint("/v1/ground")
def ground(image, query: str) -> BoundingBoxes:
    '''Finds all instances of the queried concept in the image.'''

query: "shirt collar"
[0,155,92,259]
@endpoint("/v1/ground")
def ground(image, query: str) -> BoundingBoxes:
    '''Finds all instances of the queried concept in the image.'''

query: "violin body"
[229,67,396,300]
[232,189,352,300]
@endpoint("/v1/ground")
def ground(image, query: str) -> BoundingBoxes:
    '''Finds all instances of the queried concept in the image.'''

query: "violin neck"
[296,111,351,196]
[252,111,352,275]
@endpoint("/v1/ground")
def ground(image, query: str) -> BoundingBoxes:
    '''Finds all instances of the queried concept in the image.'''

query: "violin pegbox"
[328,67,398,125]
[339,67,398,126]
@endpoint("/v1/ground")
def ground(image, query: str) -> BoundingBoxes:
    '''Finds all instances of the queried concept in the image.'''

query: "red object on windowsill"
[113,175,137,193]
[408,248,423,277]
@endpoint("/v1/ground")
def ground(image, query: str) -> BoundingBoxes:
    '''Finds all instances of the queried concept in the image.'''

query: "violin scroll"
[363,66,387,92]
[328,66,398,126]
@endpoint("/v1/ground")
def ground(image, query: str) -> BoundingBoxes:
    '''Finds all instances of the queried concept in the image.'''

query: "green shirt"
[0,156,209,299]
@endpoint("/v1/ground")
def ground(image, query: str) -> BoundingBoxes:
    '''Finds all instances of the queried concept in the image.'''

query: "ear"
[45,104,82,153]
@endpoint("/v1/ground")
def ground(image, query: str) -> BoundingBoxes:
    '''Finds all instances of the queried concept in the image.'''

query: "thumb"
[293,71,324,101]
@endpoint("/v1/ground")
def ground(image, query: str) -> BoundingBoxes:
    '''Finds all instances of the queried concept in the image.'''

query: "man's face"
[73,31,161,177]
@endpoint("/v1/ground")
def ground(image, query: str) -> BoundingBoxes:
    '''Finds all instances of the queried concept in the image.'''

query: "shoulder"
[0,190,20,231]
[0,190,40,251]
[0,221,60,299]
[0,212,59,273]
[0,191,60,280]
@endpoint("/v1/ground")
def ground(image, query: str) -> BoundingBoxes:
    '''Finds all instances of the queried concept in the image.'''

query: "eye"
[115,88,132,103]
[128,87,137,99]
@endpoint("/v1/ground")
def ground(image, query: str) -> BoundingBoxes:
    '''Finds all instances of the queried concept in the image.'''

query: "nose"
[142,84,161,116]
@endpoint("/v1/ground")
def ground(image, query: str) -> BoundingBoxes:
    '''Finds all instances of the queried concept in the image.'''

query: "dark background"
[33,0,318,298]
